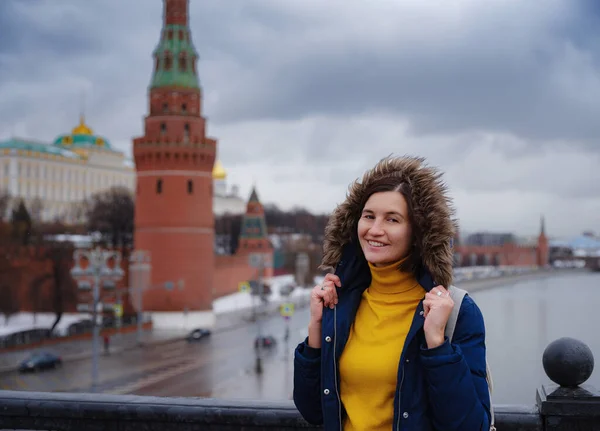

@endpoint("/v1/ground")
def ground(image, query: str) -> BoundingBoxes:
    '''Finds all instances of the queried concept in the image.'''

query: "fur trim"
[320,155,457,287]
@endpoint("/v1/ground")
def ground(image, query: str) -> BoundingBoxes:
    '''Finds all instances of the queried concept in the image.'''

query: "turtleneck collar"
[367,258,420,295]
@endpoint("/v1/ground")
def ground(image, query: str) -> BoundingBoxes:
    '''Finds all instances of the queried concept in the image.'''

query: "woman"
[293,156,492,430]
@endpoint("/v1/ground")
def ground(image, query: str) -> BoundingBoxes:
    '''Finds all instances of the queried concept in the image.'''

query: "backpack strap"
[445,286,496,431]
[445,285,467,341]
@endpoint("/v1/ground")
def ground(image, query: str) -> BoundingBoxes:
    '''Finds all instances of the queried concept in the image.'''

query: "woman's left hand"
[423,285,454,349]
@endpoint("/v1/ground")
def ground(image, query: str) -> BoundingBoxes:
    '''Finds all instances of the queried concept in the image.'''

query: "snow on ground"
[212,266,548,315]
[0,313,92,336]
[1,266,546,335]
[212,274,311,315]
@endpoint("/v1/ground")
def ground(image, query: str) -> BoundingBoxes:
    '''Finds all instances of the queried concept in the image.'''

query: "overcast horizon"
[1,0,599,239]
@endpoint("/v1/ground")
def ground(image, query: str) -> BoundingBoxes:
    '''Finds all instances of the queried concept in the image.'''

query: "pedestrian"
[103,334,110,355]
[293,156,493,430]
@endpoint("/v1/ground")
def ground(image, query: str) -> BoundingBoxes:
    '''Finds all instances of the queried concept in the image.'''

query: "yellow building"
[0,116,135,222]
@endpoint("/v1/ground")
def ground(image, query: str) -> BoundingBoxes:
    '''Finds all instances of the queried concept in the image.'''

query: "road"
[0,307,310,400]
[2,270,595,405]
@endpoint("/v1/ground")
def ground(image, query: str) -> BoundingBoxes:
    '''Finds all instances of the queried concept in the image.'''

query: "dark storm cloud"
[0,0,163,144]
[200,1,600,147]
[2,0,598,149]
[0,0,597,236]
[0,0,103,61]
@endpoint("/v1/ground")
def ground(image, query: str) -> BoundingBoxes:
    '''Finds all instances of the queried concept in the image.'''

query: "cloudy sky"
[1,0,599,238]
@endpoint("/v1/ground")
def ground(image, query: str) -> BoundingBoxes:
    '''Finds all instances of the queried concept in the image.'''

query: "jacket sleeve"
[419,296,492,431]
[293,337,323,425]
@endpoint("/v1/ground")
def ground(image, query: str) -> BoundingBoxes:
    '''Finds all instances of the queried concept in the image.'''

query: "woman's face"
[357,191,412,266]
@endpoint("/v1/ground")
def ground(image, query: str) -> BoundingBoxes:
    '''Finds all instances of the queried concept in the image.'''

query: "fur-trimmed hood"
[320,155,457,287]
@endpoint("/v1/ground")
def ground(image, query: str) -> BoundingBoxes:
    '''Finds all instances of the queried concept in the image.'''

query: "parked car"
[186,328,211,342]
[19,351,62,373]
[254,335,276,349]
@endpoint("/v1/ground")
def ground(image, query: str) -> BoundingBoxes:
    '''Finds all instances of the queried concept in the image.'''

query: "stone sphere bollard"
[542,337,594,388]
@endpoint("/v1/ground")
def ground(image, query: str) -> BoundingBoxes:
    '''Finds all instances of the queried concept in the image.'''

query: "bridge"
[0,337,599,430]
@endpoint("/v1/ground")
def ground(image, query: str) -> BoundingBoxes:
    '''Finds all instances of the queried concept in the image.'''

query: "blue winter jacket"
[293,243,492,430]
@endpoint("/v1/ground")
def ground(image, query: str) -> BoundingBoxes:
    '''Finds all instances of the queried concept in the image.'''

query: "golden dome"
[71,115,94,135]
[212,159,227,180]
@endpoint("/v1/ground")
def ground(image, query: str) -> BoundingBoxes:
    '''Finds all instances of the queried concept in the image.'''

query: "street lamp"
[129,250,151,347]
[248,253,267,374]
[71,247,124,393]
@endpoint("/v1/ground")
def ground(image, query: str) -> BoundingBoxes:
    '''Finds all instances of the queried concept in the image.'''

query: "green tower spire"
[150,0,199,89]
[239,187,269,240]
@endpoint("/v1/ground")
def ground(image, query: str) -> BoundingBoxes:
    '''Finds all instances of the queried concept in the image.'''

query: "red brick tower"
[537,215,549,267]
[238,187,274,277]
[132,0,217,325]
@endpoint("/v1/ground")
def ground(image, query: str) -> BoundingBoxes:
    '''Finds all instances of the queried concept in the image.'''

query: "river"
[470,270,600,405]
[288,270,600,406]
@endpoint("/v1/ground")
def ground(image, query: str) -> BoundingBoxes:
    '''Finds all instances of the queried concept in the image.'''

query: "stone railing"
[0,337,598,430]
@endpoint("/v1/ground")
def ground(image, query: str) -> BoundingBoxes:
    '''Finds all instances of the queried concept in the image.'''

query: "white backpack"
[446,286,496,431]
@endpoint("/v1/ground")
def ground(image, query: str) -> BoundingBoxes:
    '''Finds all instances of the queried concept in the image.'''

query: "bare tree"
[67,201,88,225]
[0,189,11,223]
[214,213,243,254]
[29,197,44,225]
[29,270,49,326]
[263,204,329,242]
[0,252,20,325]
[10,200,32,246]
[0,284,20,325]
[31,244,78,333]
[85,186,134,248]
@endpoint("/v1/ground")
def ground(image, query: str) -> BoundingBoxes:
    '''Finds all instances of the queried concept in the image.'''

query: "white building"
[0,116,135,222]
[0,116,249,222]
[212,159,245,216]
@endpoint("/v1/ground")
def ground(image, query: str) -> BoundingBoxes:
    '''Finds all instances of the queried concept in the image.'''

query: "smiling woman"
[358,183,414,269]
[293,155,494,430]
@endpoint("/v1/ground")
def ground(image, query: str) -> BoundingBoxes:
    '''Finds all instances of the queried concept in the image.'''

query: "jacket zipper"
[396,363,405,431]
[333,305,342,431]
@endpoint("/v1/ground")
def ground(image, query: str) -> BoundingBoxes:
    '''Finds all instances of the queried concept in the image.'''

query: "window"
[181,103,187,113]
[156,179,163,194]
[179,55,187,72]
[160,123,167,135]
[168,30,173,40]
[164,54,172,70]
[179,30,184,40]
[184,123,190,139]
[187,180,193,195]
[162,103,168,113]
[155,57,160,71]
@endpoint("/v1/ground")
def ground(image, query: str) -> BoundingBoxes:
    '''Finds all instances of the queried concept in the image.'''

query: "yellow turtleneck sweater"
[338,260,425,431]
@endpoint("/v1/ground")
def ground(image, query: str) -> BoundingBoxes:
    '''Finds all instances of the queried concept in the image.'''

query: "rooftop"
[0,138,81,159]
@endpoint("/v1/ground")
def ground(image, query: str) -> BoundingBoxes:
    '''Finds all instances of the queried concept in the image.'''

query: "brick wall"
[213,254,258,299]
[455,244,540,266]
[0,245,133,316]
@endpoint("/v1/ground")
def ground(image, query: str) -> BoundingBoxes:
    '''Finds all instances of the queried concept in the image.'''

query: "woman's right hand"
[309,273,341,325]
[307,274,341,349]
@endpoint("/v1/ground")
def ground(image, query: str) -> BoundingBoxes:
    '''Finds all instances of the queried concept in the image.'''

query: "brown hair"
[321,156,456,287]
[354,175,423,275]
